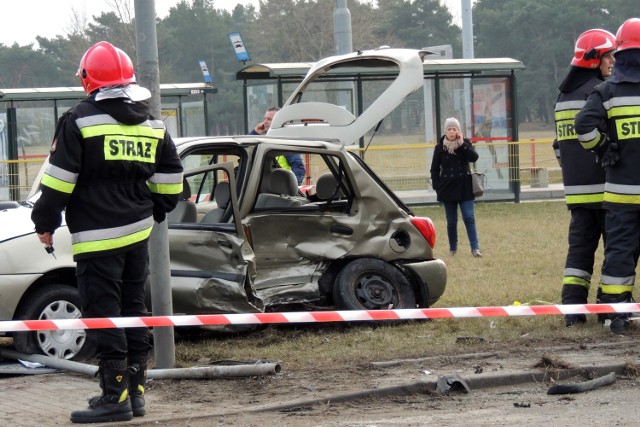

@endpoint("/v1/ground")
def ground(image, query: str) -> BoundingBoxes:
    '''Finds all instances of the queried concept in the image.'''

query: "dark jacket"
[552,67,605,210]
[430,136,479,202]
[31,94,183,260]
[576,49,640,211]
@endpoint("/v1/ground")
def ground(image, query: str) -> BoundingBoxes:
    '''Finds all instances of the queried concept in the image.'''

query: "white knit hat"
[444,117,461,132]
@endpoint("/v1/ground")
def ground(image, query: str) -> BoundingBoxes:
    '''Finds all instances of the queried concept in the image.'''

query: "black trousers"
[601,209,640,292]
[77,244,151,363]
[565,207,606,277]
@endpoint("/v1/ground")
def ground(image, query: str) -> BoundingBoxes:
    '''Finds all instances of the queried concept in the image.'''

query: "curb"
[125,361,634,426]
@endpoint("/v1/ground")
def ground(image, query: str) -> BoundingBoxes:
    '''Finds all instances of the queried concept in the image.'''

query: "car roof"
[173,135,345,152]
[267,47,432,146]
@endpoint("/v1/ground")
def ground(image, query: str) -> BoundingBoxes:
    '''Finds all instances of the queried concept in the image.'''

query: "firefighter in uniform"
[31,41,183,423]
[552,29,616,326]
[576,18,640,334]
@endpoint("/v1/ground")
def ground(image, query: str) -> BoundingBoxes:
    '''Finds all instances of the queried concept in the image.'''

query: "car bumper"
[402,259,447,306]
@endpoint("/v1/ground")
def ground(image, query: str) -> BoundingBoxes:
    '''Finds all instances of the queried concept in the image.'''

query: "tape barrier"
[2,303,640,333]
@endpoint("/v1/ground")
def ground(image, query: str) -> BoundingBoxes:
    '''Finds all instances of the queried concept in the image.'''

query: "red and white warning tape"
[2,303,639,333]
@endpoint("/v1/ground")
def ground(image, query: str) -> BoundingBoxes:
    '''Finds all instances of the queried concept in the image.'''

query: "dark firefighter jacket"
[552,67,605,209]
[31,95,183,260]
[575,50,640,211]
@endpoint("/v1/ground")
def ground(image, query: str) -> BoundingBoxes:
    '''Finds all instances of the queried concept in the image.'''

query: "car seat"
[254,168,302,209]
[167,178,197,223]
[315,172,344,200]
[200,181,231,223]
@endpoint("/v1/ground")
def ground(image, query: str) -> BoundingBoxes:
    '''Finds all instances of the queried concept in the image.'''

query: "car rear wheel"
[12,285,95,360]
[333,258,416,310]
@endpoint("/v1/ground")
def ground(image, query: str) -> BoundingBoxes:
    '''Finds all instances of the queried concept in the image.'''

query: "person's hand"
[600,141,620,168]
[456,132,464,145]
[37,232,53,248]
[254,121,267,135]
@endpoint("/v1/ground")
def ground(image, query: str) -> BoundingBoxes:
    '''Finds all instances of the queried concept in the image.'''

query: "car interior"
[168,147,353,226]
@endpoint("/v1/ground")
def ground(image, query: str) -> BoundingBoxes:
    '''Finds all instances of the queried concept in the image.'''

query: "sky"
[1,0,466,47]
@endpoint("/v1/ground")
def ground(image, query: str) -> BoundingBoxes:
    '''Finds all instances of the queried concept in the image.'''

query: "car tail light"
[410,216,436,249]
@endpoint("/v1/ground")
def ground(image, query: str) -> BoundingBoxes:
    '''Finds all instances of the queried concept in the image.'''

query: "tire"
[13,285,95,360]
[333,258,416,310]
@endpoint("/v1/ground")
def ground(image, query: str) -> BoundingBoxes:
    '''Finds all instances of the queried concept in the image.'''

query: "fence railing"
[1,139,562,203]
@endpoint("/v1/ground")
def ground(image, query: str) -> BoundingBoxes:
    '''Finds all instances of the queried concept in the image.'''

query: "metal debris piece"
[435,375,471,394]
[547,372,616,395]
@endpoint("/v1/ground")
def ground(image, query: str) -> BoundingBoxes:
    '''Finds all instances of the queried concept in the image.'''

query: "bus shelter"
[0,83,216,201]
[236,57,527,203]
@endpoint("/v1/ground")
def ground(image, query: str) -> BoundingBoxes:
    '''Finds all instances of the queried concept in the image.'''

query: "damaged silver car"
[0,47,446,359]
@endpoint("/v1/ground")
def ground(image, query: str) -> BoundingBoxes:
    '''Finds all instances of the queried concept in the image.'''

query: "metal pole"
[0,348,282,379]
[134,0,176,369]
[461,0,474,59]
[333,0,352,55]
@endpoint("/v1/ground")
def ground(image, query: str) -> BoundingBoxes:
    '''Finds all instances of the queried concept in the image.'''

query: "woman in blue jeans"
[430,117,482,257]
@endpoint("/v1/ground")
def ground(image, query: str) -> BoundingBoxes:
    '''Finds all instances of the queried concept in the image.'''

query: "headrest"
[315,173,344,200]
[180,177,191,201]
[214,182,230,208]
[267,169,298,196]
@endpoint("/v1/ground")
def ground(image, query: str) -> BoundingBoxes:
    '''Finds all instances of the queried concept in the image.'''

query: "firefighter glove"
[600,141,620,168]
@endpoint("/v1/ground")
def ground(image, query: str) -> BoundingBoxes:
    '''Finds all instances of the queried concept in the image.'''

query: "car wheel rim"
[36,300,87,360]
[354,274,397,309]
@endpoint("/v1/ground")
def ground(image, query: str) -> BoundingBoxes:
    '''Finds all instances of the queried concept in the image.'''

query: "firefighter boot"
[600,292,633,335]
[70,359,133,424]
[561,284,588,327]
[129,363,147,417]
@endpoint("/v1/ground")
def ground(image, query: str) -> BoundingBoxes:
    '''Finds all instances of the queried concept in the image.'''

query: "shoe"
[450,250,456,256]
[128,363,147,417]
[610,316,630,335]
[564,314,586,327]
[472,249,482,257]
[70,360,133,424]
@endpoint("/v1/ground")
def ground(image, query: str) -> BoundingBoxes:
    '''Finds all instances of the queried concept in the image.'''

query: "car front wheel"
[12,285,95,360]
[333,258,416,310]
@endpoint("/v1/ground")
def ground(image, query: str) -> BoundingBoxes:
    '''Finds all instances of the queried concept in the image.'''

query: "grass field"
[173,201,612,369]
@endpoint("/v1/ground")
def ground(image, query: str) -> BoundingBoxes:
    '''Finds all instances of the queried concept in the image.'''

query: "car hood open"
[267,47,432,146]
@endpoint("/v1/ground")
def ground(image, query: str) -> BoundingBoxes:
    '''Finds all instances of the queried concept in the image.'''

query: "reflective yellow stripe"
[556,118,577,141]
[41,174,75,194]
[604,192,640,205]
[562,277,590,288]
[580,137,599,150]
[599,284,634,294]
[72,226,153,256]
[565,193,604,205]
[606,106,640,118]
[119,389,129,404]
[104,137,159,163]
[615,117,640,140]
[275,155,291,171]
[80,124,165,139]
[147,181,182,195]
[555,109,578,121]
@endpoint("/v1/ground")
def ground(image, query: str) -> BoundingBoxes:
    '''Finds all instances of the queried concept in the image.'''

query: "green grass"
[171,201,611,369]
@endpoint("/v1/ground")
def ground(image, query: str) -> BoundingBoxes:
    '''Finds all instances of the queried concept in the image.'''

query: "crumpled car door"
[167,162,261,314]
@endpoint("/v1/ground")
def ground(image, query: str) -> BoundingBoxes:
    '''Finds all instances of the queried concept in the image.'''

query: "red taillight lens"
[410,217,436,249]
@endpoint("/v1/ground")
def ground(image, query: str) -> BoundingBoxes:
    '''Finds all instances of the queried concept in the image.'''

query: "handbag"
[469,164,486,198]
